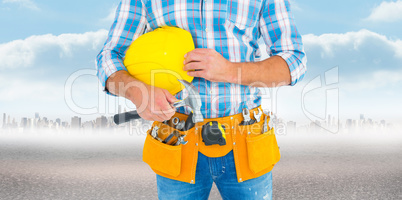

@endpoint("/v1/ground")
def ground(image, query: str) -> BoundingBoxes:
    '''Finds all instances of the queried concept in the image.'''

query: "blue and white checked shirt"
[97,0,307,118]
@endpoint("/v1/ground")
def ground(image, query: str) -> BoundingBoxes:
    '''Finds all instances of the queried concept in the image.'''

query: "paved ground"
[0,132,401,200]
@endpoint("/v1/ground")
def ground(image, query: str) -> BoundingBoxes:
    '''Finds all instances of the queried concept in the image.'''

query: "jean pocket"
[246,128,280,174]
[226,0,262,29]
[143,132,182,177]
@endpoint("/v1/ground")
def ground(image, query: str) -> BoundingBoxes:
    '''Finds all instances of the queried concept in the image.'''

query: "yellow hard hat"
[124,26,195,95]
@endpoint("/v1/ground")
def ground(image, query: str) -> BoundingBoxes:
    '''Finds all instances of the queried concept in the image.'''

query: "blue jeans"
[156,151,272,200]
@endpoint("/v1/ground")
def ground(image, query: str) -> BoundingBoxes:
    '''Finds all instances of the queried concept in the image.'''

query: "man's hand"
[183,48,236,83]
[129,84,177,122]
[183,48,291,87]
[106,70,177,122]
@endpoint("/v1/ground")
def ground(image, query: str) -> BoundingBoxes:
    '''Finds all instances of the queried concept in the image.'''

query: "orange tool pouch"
[142,106,281,184]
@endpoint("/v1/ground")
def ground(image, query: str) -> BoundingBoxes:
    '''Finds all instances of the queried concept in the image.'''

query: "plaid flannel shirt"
[96,0,307,118]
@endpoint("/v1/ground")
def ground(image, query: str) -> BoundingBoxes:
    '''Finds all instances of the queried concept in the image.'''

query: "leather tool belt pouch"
[142,118,199,184]
[142,106,281,184]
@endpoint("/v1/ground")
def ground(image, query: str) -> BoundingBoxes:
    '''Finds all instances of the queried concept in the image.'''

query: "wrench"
[176,120,185,131]
[262,115,268,133]
[175,135,188,146]
[253,108,263,122]
[151,126,164,142]
[151,126,159,138]
[268,112,274,131]
[172,131,188,145]
[240,108,256,126]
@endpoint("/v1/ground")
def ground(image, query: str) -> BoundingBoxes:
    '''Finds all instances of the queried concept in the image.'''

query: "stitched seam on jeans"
[208,157,213,177]
[222,157,226,174]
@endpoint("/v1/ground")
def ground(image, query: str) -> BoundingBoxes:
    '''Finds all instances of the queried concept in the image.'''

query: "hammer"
[113,79,203,125]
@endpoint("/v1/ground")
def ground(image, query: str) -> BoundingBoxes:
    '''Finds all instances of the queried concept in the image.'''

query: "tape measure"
[201,121,226,146]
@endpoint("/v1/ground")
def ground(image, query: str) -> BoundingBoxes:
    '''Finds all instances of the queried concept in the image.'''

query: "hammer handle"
[113,111,141,125]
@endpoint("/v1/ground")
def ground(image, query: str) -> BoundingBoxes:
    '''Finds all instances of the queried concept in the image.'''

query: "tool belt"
[142,106,281,184]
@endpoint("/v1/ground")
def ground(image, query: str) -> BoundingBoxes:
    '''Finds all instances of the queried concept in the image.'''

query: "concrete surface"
[0,132,401,200]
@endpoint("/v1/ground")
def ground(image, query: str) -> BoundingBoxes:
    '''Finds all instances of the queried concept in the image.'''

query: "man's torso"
[140,0,266,117]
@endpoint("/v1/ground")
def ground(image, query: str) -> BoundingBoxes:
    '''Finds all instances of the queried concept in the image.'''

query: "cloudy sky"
[0,0,401,126]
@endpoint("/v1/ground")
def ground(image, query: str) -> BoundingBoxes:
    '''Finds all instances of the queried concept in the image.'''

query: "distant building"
[380,120,386,128]
[27,118,34,129]
[108,116,115,127]
[82,121,94,130]
[35,112,40,120]
[20,118,28,128]
[61,122,69,128]
[37,118,48,129]
[287,121,296,133]
[71,116,81,129]
[2,113,6,128]
[346,119,353,129]
[12,118,17,128]
[96,116,108,128]
[360,114,365,121]
[55,118,61,126]
[327,115,331,126]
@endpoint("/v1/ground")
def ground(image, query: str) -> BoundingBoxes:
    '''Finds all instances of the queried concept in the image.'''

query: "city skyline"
[1,111,394,135]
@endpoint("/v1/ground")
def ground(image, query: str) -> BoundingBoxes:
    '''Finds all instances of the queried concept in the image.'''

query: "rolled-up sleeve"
[259,0,307,85]
[96,0,147,94]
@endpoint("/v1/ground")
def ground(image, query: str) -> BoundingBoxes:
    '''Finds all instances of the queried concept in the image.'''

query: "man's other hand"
[183,48,236,83]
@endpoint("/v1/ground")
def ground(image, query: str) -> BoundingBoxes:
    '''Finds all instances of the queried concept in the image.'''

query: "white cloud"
[0,30,108,69]
[0,74,63,101]
[303,29,402,59]
[301,29,402,96]
[365,0,402,22]
[2,0,39,10]
[343,70,402,91]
